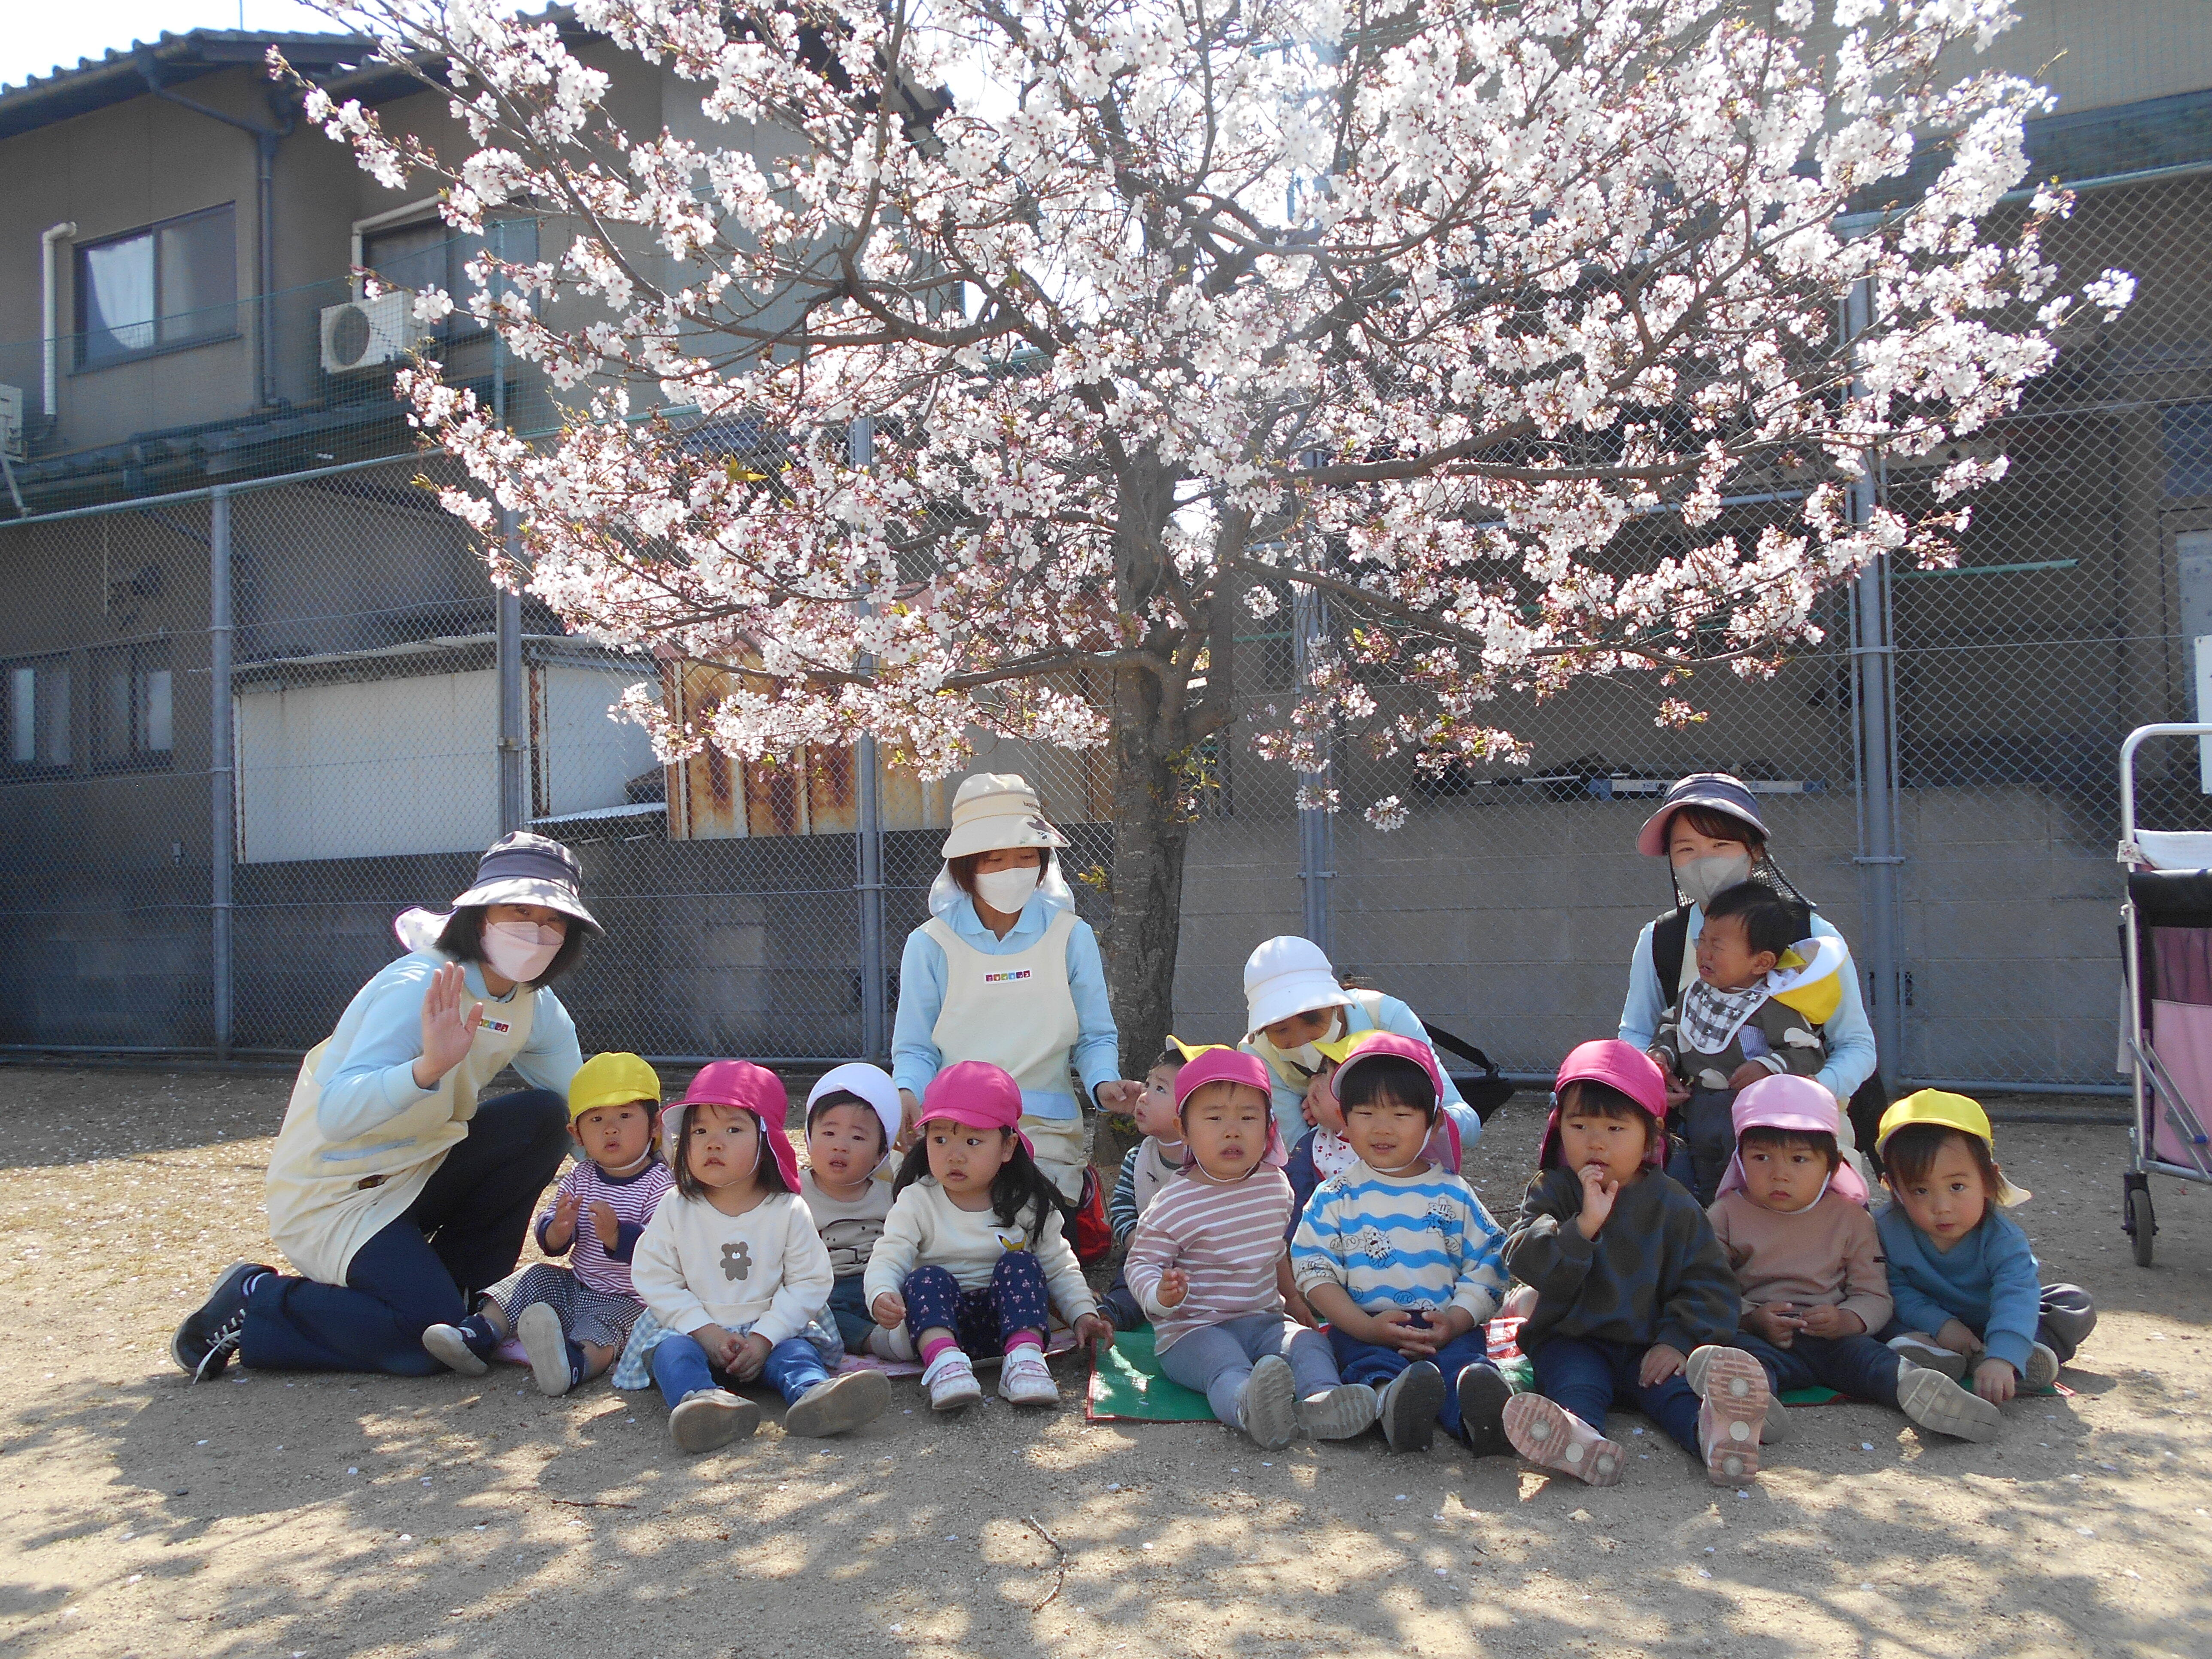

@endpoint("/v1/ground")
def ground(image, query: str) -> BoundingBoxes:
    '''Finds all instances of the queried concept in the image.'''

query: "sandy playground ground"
[2,1064,2209,1659]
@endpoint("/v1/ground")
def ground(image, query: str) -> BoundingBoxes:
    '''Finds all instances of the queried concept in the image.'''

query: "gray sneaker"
[1295,1383,1378,1441]
[2019,1342,2061,1392]
[1897,1361,2002,1442]
[1376,1362,1445,1453]
[783,1370,890,1438]
[669,1389,760,1453]
[1686,1345,1789,1443]
[1887,1332,1969,1380]
[1239,1355,1299,1450]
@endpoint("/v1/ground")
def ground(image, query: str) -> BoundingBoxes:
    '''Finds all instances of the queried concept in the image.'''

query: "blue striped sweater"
[1289,1161,1508,1321]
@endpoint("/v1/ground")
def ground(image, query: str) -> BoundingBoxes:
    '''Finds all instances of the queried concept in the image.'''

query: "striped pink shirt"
[1123,1167,1295,1351]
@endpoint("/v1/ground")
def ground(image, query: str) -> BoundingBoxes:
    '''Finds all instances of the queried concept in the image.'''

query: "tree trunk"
[1094,653,1191,1169]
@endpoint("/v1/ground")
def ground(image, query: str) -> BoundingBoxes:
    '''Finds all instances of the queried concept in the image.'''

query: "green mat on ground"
[1085,1328,1538,1422]
[1087,1328,1217,1422]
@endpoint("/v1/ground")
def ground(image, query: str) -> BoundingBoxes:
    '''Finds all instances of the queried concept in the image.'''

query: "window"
[364,216,538,333]
[76,205,237,368]
[2,656,70,772]
[91,643,172,769]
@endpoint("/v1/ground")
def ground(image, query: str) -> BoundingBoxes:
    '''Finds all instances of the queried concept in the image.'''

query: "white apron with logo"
[264,960,537,1285]
[924,907,1088,1197]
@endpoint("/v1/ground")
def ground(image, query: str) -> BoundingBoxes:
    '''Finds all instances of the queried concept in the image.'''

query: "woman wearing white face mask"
[889,775,1139,1230]
[1616,774,1879,1172]
[171,833,594,1382]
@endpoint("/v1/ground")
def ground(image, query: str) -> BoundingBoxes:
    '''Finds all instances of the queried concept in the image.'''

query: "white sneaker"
[922,1348,983,1413]
[998,1345,1060,1407]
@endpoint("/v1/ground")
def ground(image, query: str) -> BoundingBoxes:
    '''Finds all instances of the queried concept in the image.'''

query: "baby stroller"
[2116,723,2212,1265]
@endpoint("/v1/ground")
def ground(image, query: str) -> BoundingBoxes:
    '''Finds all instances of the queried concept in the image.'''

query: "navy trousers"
[240,1089,570,1375]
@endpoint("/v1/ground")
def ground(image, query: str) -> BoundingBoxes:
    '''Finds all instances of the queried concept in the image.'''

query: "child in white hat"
[800,1063,911,1359]
[1239,935,1478,1154]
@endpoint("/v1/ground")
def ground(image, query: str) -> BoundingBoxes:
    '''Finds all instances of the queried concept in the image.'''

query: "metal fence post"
[497,532,528,835]
[850,416,888,1061]
[1845,278,1905,1079]
[1290,580,1334,955]
[210,485,234,1058]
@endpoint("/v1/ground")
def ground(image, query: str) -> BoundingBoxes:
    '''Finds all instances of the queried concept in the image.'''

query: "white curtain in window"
[82,237,155,359]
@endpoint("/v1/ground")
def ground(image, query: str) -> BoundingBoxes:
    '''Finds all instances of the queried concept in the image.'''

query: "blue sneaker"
[170,1262,271,1382]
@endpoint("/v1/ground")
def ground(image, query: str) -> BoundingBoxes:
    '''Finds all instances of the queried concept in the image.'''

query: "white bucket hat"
[940,773,1070,860]
[1243,935,1354,1036]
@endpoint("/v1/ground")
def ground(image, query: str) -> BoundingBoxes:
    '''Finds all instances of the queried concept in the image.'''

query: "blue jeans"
[1736,1331,1900,1406]
[1098,1263,1144,1331]
[650,1331,831,1411]
[240,1089,570,1375]
[1527,1334,1702,1456]
[826,1275,874,1352]
[902,1252,1051,1353]
[1328,1318,1496,1438]
[1667,1085,1735,1205]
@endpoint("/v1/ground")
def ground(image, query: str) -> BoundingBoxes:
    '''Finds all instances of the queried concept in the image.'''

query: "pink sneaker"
[1686,1345,1769,1485]
[1502,1393,1624,1486]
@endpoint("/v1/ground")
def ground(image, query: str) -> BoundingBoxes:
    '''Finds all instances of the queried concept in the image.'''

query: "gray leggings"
[1156,1313,1341,1425]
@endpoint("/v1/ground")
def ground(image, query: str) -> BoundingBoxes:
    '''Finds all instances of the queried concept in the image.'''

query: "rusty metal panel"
[668,660,746,840]
[744,751,810,838]
[804,741,858,833]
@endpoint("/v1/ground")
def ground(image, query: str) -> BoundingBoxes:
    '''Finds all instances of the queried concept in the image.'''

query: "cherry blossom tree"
[283,0,2128,1073]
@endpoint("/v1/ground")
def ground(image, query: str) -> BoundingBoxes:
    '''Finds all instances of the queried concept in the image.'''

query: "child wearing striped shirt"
[1290,1034,1512,1458]
[1123,1048,1375,1449]
[422,1052,675,1396]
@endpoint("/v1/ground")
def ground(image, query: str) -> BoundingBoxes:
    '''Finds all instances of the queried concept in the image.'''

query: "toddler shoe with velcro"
[923,1347,984,1412]
[998,1345,1060,1407]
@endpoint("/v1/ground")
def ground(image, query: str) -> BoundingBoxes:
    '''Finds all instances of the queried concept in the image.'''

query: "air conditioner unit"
[0,384,22,462]
[319,289,426,373]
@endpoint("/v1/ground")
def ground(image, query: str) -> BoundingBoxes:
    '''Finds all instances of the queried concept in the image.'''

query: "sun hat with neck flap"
[1716,1073,1870,1206]
[940,773,1070,860]
[1541,1039,1670,1170]
[916,1060,1033,1155]
[805,1063,904,1172]
[660,1060,801,1190]
[392,831,603,952]
[1876,1089,2030,1206]
[1634,772,1771,857]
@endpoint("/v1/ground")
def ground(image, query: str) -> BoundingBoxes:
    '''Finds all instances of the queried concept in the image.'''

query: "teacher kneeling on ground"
[890,774,1141,1209]
[171,833,596,1381]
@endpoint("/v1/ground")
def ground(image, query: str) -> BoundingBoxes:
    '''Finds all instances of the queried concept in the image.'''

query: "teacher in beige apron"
[170,833,593,1380]
[890,775,1139,1209]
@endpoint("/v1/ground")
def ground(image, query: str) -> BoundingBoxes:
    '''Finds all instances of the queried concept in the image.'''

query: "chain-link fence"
[5,174,2208,1091]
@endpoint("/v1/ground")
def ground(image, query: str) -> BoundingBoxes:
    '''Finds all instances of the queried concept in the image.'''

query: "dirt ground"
[3,1066,2209,1659]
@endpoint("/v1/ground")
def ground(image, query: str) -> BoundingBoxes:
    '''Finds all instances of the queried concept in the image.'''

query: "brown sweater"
[1706,1190,1893,1335]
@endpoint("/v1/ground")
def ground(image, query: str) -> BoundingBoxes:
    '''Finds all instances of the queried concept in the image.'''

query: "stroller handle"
[2119,723,2212,852]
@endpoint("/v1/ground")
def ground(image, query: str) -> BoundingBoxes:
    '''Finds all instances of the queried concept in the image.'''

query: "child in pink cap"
[615,1061,890,1454]
[865,1061,1110,1411]
[1502,1040,1764,1487]
[1709,1075,1999,1443]
[1122,1047,1376,1449]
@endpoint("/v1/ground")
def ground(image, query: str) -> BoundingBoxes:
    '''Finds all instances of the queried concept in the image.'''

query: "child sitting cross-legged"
[1710,1076,2000,1443]
[614,1061,890,1453]
[421,1051,672,1395]
[799,1063,911,1360]
[1289,1033,1513,1458]
[866,1062,1112,1412]
[1123,1047,1376,1449]
[1098,1043,1192,1331]
[1502,1041,1768,1487]
[1873,1090,2096,1403]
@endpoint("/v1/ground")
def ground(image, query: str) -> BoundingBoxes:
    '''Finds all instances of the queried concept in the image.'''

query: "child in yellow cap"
[1873,1090,2096,1403]
[422,1052,674,1395]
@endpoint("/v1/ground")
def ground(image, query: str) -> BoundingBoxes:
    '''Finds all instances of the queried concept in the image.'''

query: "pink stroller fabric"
[2148,998,2212,1168]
